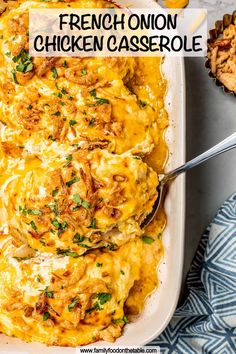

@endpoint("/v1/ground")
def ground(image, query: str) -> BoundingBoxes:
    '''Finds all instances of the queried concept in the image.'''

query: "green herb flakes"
[87,218,96,229]
[69,119,77,126]
[66,155,73,161]
[89,118,95,127]
[66,176,79,187]
[52,189,59,197]
[30,220,37,231]
[51,67,58,79]
[95,292,111,305]
[141,235,155,244]
[43,312,50,321]
[28,209,42,216]
[68,298,79,312]
[138,99,147,108]
[56,248,79,258]
[73,233,85,244]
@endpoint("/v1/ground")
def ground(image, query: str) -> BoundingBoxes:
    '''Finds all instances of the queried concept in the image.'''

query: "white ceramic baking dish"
[0,1,185,352]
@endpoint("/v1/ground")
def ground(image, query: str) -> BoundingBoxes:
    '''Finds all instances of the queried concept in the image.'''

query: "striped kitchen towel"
[150,193,236,353]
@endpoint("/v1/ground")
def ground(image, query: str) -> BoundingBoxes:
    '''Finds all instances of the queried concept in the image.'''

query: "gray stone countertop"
[181,0,236,292]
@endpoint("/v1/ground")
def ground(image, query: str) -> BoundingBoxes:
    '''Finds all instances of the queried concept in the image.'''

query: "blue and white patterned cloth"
[150,193,236,353]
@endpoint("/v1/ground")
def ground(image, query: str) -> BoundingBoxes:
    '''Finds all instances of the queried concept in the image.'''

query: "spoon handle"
[166,132,236,181]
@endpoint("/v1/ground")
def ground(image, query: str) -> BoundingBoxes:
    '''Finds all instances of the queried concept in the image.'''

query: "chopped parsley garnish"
[95,292,111,305]
[11,69,19,84]
[157,233,162,240]
[53,92,62,98]
[120,270,125,275]
[61,87,68,95]
[123,315,129,323]
[51,66,58,79]
[52,189,59,197]
[68,298,79,312]
[36,275,42,282]
[16,62,33,73]
[40,239,46,246]
[12,49,33,74]
[52,111,61,117]
[89,118,95,127]
[66,176,79,187]
[138,99,147,108]
[66,155,73,161]
[51,219,60,228]
[62,60,68,68]
[20,206,42,216]
[27,209,42,216]
[88,89,109,106]
[73,233,85,244]
[56,248,79,258]
[42,286,54,299]
[79,244,91,249]
[86,302,101,314]
[73,194,91,209]
[95,98,109,106]
[51,219,67,230]
[141,235,155,244]
[27,104,33,110]
[46,291,54,299]
[96,262,103,267]
[69,119,77,126]
[86,293,112,314]
[107,243,118,251]
[47,201,58,215]
[87,218,96,229]
[43,312,50,321]
[112,316,129,325]
[19,206,27,216]
[89,89,97,98]
[30,220,37,231]
[81,68,87,76]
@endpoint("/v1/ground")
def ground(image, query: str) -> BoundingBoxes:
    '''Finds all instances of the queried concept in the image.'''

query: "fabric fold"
[150,193,236,353]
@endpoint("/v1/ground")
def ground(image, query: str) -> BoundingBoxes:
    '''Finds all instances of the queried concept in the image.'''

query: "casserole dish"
[0,0,185,351]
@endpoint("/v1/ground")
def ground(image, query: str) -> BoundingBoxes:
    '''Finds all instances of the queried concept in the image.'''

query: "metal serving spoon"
[142,132,236,228]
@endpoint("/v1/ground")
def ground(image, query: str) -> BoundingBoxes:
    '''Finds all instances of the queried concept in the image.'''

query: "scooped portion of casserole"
[0,148,158,255]
[0,0,168,347]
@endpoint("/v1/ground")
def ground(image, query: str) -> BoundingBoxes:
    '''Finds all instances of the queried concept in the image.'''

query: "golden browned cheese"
[1,149,158,254]
[0,0,168,347]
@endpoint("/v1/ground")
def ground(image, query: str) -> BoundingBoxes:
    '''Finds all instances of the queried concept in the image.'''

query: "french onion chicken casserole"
[0,0,168,347]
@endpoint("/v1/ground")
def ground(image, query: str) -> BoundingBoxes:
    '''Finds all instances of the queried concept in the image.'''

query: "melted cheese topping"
[0,149,158,254]
[0,0,168,347]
